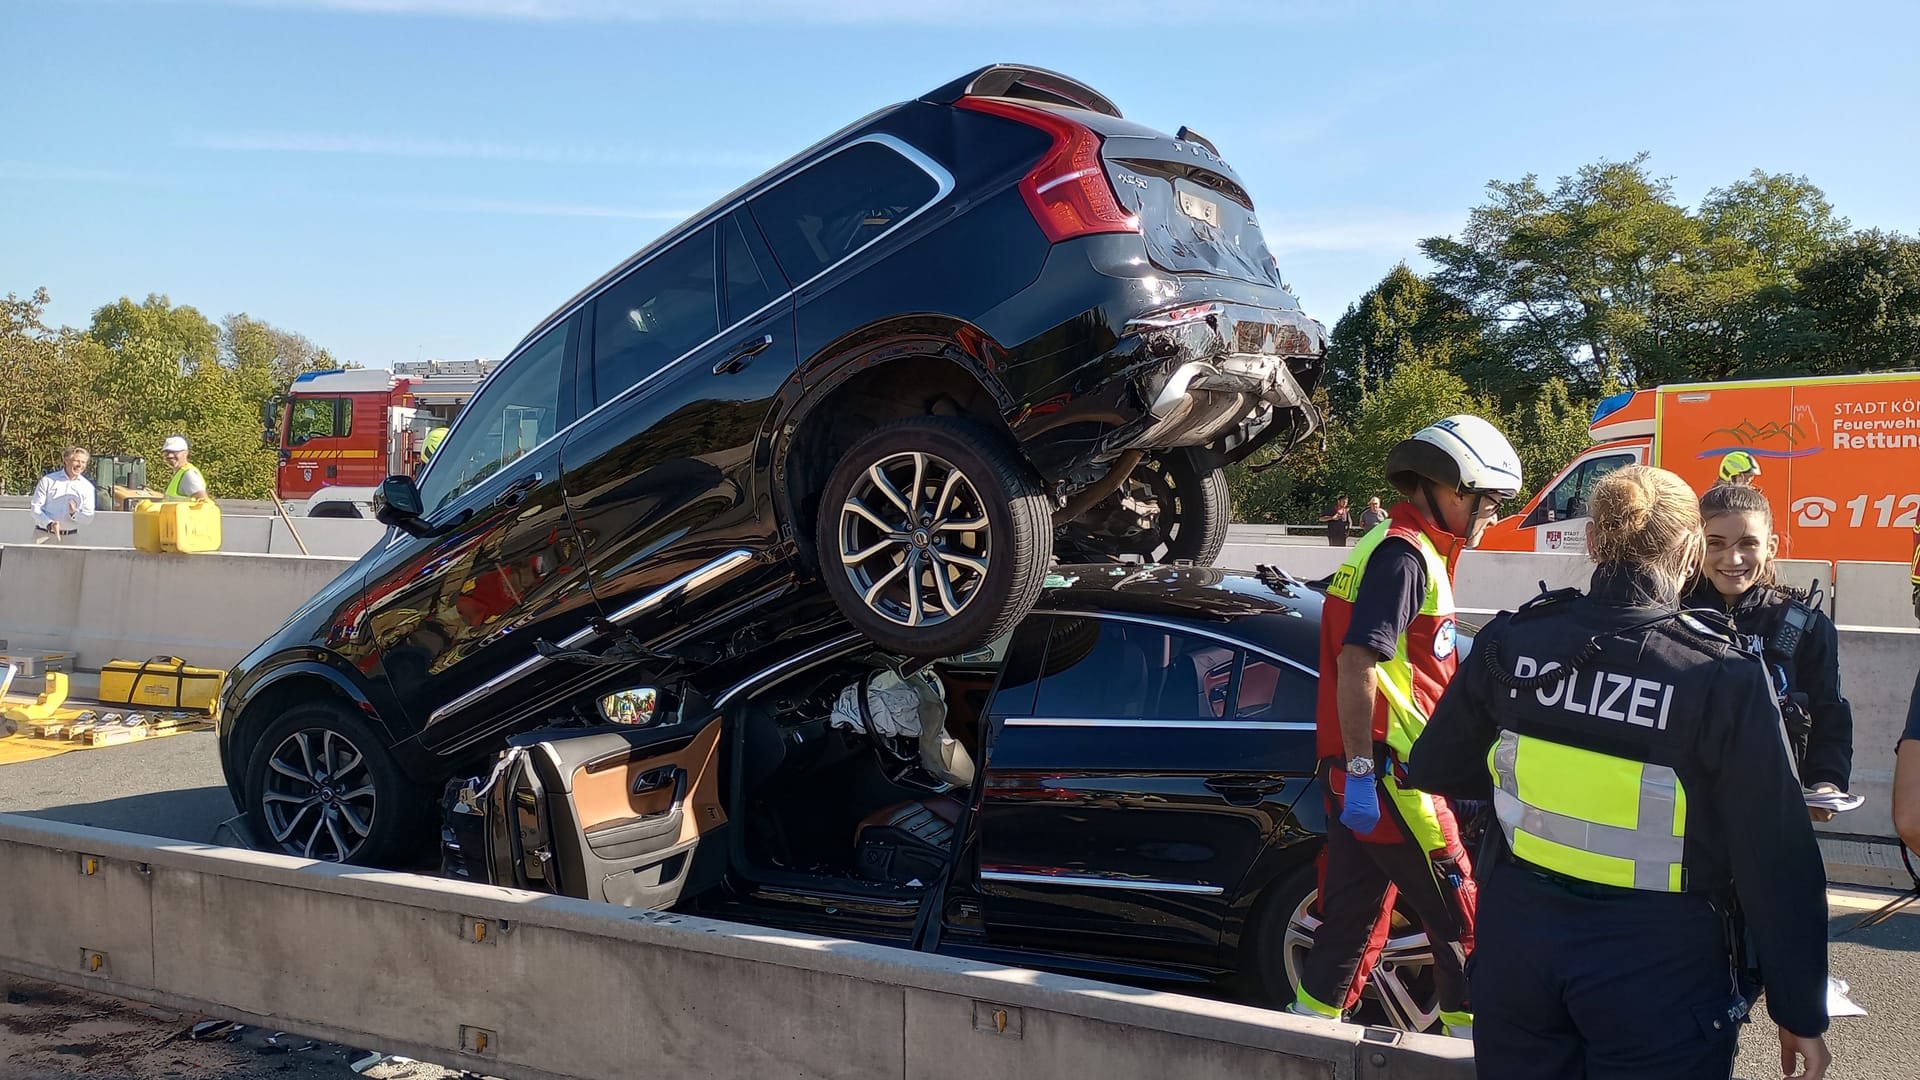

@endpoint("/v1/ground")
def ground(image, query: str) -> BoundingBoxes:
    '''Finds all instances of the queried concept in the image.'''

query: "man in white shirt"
[29,447,96,543]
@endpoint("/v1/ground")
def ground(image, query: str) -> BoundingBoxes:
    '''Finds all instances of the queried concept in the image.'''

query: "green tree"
[1422,154,1700,393]
[1325,264,1491,414]
[1746,230,1920,376]
[1501,377,1596,506]
[1698,170,1849,287]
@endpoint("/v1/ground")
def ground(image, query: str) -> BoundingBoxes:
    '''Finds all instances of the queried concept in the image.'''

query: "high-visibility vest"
[165,466,205,499]
[1487,729,1688,892]
[1315,507,1464,853]
[1317,509,1460,764]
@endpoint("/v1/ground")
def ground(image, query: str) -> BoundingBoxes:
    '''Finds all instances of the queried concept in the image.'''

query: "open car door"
[447,710,729,909]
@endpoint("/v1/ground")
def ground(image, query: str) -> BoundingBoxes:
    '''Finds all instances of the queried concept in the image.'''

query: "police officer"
[1407,464,1830,1079]
[1290,414,1524,1038]
[1684,481,1852,813]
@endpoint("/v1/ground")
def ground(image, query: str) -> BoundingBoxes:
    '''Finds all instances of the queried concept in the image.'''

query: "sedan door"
[455,702,729,908]
[971,612,1320,968]
[560,211,798,655]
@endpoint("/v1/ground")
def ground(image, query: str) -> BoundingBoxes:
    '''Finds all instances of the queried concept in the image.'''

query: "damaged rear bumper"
[1110,301,1324,465]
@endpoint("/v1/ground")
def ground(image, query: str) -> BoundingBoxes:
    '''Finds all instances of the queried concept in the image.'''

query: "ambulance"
[1477,370,1920,564]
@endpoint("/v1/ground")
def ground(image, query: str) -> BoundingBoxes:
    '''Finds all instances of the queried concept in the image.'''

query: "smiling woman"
[1683,481,1854,799]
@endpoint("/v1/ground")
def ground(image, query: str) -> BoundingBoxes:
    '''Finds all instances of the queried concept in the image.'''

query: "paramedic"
[1290,414,1524,1039]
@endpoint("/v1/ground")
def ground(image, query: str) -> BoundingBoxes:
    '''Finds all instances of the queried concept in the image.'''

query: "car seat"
[850,795,963,886]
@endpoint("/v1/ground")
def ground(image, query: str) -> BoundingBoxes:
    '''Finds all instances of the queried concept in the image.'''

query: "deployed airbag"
[828,667,975,787]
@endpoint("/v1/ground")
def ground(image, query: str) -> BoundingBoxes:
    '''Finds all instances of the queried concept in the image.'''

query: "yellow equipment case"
[98,655,226,714]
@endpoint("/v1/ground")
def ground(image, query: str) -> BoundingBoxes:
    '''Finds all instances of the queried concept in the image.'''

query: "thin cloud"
[144,0,1371,25]
[181,131,770,169]
[412,196,693,220]
[141,0,1734,25]
[1264,213,1460,255]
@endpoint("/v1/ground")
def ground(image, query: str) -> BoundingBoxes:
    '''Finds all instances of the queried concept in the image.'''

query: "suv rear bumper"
[1125,300,1321,456]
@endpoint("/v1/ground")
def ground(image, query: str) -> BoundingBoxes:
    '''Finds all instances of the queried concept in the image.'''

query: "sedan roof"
[1036,562,1327,665]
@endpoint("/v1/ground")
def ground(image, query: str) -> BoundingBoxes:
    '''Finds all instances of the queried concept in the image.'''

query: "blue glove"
[1340,773,1381,833]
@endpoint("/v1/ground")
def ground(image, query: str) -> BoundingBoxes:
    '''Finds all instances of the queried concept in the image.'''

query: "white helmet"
[1385,415,1523,499]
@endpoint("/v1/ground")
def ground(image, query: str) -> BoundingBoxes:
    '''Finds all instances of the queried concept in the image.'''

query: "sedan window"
[1030,617,1242,721]
[1232,655,1316,722]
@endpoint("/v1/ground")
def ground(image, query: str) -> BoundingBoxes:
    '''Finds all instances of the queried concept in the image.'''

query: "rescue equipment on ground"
[98,655,226,714]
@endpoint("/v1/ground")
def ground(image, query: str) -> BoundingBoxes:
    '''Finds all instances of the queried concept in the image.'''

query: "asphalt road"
[2,733,1915,1078]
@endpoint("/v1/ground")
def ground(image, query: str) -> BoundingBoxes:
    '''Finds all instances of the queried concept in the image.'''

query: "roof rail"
[920,64,1121,118]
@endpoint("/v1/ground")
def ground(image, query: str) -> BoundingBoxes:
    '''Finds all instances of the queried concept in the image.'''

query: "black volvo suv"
[219,64,1326,865]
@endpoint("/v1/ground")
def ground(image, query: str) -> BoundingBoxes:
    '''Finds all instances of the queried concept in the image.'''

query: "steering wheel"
[851,668,950,794]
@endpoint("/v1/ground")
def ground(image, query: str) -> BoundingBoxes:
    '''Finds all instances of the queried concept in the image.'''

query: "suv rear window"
[749,140,940,284]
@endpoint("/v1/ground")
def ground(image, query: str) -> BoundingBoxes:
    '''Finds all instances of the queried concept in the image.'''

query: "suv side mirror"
[375,474,424,520]
[375,474,470,539]
[597,687,659,726]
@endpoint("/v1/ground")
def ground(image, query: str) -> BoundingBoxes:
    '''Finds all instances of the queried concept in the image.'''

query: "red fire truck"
[267,359,496,517]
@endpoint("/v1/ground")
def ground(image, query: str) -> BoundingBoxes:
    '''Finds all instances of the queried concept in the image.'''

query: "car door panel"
[974,614,1319,964]
[519,716,729,909]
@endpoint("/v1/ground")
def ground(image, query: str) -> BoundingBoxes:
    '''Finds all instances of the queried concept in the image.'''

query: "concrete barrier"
[0,815,1471,1080]
[1836,561,1918,631]
[1820,625,1920,842]
[1,507,386,559]
[0,545,354,671]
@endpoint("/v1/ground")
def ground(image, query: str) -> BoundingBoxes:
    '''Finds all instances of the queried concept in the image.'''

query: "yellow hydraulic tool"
[2,669,71,730]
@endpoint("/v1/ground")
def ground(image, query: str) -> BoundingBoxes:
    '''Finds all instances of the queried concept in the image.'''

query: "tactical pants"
[1469,859,1743,1080]
[1298,787,1474,1015]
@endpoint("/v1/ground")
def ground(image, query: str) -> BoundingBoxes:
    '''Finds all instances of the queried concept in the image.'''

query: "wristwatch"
[1345,755,1375,777]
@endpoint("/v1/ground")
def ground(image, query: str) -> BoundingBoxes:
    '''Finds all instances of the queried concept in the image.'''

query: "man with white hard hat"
[161,435,209,502]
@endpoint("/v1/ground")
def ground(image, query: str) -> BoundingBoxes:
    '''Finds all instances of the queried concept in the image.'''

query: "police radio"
[1767,577,1823,660]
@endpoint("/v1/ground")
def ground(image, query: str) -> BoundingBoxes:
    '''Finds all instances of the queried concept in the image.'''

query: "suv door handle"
[712,335,774,375]
[497,471,544,508]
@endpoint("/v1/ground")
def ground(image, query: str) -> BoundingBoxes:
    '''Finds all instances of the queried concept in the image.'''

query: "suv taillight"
[957,97,1140,243]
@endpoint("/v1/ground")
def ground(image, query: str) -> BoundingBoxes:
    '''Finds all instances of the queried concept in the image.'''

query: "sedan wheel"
[1281,887,1443,1033]
[839,450,992,629]
[259,727,379,862]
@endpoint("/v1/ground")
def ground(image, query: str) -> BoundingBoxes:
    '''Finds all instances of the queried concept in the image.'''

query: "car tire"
[815,415,1053,659]
[1054,447,1230,565]
[1244,863,1445,1033]
[242,703,428,867]
[1241,863,1319,1008]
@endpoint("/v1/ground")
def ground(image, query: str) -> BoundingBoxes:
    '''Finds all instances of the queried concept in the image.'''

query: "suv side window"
[416,321,569,515]
[288,397,350,445]
[1030,617,1241,720]
[590,224,719,407]
[748,140,940,284]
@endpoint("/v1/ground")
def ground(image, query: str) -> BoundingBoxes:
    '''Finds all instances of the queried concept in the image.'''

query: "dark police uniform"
[1407,564,1828,1079]
[1684,579,1853,790]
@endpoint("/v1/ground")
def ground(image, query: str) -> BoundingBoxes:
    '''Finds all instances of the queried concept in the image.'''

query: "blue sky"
[3,0,1916,369]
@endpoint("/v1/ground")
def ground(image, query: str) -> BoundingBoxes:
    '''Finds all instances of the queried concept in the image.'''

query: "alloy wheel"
[1282,889,1443,1033]
[838,450,992,628]
[259,727,378,862]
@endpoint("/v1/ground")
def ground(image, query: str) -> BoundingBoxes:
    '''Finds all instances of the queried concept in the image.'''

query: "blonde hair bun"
[1585,466,1703,599]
